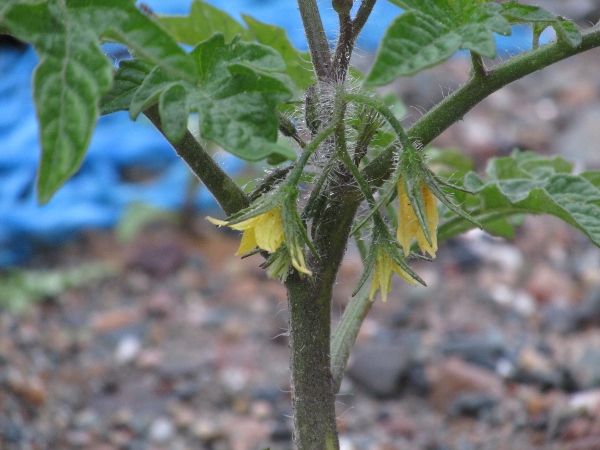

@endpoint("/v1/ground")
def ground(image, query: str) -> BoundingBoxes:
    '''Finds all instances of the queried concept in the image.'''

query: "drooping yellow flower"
[207,208,284,255]
[396,180,439,258]
[369,248,419,302]
[207,208,312,276]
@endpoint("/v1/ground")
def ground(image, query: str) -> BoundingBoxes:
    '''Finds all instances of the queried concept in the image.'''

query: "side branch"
[144,105,249,216]
[297,0,331,81]
[363,25,600,184]
[352,0,377,40]
[332,12,353,81]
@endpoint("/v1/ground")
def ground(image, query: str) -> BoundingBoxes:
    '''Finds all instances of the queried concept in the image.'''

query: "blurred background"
[2,1,600,449]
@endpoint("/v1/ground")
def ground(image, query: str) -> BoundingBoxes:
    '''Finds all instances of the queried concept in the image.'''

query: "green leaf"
[188,36,295,161]
[444,151,600,247]
[243,14,314,90]
[129,65,177,120]
[367,0,510,85]
[106,34,295,161]
[159,83,190,143]
[100,59,154,116]
[500,1,582,47]
[158,0,250,46]
[3,0,197,203]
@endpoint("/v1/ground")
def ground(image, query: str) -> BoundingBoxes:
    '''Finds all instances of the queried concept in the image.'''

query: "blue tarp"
[0,1,538,266]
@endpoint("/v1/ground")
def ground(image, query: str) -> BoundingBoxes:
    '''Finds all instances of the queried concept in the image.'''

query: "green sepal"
[421,168,482,229]
[352,240,377,297]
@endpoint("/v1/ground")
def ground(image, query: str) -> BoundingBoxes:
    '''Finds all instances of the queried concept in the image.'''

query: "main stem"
[286,184,359,448]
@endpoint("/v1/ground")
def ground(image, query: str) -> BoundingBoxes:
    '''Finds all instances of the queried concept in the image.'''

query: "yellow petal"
[206,216,229,226]
[415,226,436,258]
[369,257,380,301]
[290,245,312,275]
[254,209,284,253]
[236,229,258,255]
[396,180,414,256]
[228,215,261,231]
[422,185,438,254]
[378,251,393,302]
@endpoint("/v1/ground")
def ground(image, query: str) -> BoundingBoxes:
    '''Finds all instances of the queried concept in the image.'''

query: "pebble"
[575,348,600,389]
[439,329,506,371]
[114,335,142,364]
[448,392,498,418]
[148,417,174,444]
[427,357,504,412]
[5,370,46,406]
[569,389,600,415]
[90,308,142,333]
[346,344,413,398]
[250,400,274,420]
[191,418,225,442]
[135,348,164,369]
[146,289,178,317]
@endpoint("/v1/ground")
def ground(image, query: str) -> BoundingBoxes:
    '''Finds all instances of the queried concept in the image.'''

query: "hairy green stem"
[352,0,377,40]
[285,85,358,449]
[297,0,331,81]
[332,12,353,81]
[469,50,486,77]
[144,105,249,216]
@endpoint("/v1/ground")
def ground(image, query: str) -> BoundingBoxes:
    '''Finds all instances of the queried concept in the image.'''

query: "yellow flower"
[396,180,439,258]
[208,208,284,255]
[208,208,312,276]
[369,248,419,302]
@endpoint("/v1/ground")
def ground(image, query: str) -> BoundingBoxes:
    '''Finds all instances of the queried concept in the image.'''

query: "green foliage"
[108,33,295,161]
[501,2,582,47]
[438,151,600,246]
[2,0,196,203]
[242,14,314,90]
[367,0,511,85]
[0,263,116,313]
[158,0,251,45]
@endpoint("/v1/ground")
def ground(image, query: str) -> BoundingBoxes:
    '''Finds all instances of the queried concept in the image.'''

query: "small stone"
[191,418,224,442]
[250,400,273,420]
[6,371,46,406]
[73,409,99,430]
[114,335,142,364]
[427,357,504,412]
[146,289,177,318]
[135,348,164,369]
[108,429,133,447]
[170,405,196,429]
[66,430,92,447]
[111,408,133,427]
[346,344,413,398]
[569,389,600,415]
[575,348,600,389]
[90,308,141,333]
[149,417,174,444]
[448,392,498,418]
[0,420,24,444]
[270,420,293,441]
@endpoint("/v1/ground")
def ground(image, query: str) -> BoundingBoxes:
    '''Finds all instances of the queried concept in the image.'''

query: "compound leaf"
[441,150,600,247]
[2,0,197,203]
[367,0,510,85]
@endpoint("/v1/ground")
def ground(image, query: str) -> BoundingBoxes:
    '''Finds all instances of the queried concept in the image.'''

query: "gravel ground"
[3,32,600,450]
